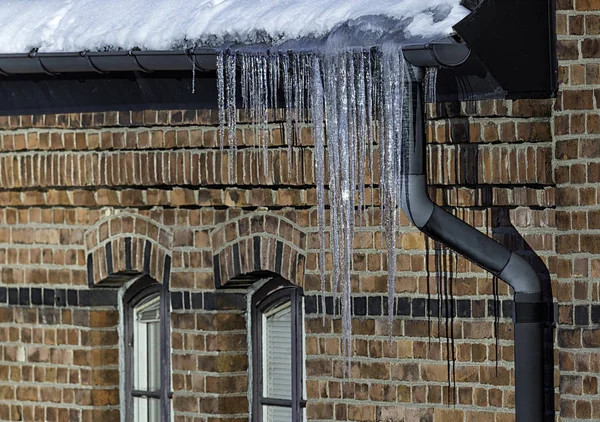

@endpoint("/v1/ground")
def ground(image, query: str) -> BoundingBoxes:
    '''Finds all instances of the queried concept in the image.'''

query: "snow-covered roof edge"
[0,0,469,54]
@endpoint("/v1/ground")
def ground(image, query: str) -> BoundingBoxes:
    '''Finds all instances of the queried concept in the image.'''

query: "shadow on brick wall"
[437,103,556,420]
[490,208,556,421]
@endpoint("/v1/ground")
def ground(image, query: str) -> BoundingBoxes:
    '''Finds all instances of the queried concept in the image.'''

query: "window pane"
[134,296,161,391]
[263,405,292,422]
[134,397,160,422]
[263,302,292,400]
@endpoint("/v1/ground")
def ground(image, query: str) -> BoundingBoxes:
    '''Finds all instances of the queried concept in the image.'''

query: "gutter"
[402,43,545,422]
[0,49,218,75]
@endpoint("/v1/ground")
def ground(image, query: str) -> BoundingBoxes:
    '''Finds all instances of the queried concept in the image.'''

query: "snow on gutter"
[0,0,467,54]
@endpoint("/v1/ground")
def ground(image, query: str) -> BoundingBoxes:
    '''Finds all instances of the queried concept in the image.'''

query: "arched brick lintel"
[210,214,307,288]
[85,213,173,287]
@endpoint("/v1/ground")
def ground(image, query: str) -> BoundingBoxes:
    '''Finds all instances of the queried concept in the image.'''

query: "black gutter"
[402,45,544,422]
[0,49,218,75]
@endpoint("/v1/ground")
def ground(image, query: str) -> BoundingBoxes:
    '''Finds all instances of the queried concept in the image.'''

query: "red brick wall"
[0,97,556,422]
[554,0,600,420]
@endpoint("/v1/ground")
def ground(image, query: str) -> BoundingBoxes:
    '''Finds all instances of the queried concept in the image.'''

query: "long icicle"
[356,52,367,226]
[217,52,225,150]
[283,54,294,177]
[260,54,270,177]
[367,50,376,228]
[337,50,352,371]
[311,55,327,325]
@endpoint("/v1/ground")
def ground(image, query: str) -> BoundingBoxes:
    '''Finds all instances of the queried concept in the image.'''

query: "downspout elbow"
[401,174,435,228]
[401,174,542,299]
[401,62,541,300]
[499,252,543,300]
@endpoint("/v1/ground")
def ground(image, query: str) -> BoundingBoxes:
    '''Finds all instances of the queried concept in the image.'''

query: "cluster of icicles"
[214,47,433,366]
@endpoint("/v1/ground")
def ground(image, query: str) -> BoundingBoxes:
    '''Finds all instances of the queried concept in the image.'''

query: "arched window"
[123,277,171,422]
[251,278,306,422]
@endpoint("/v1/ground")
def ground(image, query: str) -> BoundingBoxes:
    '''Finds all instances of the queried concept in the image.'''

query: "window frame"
[123,277,172,422]
[251,277,306,422]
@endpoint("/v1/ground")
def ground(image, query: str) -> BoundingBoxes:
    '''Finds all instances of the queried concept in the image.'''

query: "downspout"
[402,47,545,422]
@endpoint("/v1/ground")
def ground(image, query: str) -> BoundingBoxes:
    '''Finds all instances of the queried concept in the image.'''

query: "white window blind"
[133,296,161,422]
[265,406,292,422]
[263,302,292,402]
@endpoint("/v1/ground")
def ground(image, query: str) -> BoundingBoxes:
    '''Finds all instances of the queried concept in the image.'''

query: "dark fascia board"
[0,71,220,116]
[0,50,222,116]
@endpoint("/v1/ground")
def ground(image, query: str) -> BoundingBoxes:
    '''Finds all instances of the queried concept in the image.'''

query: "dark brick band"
[171,290,247,311]
[0,286,118,307]
[303,295,518,320]
[169,290,520,322]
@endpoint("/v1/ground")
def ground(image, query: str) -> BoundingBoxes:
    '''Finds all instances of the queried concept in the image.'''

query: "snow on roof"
[0,0,469,54]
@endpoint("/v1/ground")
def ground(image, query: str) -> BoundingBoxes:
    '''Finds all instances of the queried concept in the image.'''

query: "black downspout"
[401,64,544,422]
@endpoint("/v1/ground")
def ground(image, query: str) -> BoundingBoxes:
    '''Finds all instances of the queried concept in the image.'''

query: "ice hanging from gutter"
[206,0,467,367]
[216,47,411,361]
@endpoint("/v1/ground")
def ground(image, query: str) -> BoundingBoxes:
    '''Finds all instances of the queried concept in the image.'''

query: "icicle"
[249,56,257,151]
[226,53,237,183]
[217,52,225,150]
[356,52,367,226]
[282,54,293,176]
[346,53,357,229]
[435,241,443,346]
[426,235,432,343]
[380,46,406,340]
[336,50,353,368]
[241,55,246,110]
[260,55,270,176]
[252,56,259,153]
[274,53,281,112]
[241,54,256,183]
[376,50,386,261]
[323,53,341,303]
[300,54,307,130]
[268,52,277,111]
[311,55,327,325]
[425,67,439,103]
[366,50,376,228]
[293,54,301,151]
[494,274,500,373]
[191,56,196,94]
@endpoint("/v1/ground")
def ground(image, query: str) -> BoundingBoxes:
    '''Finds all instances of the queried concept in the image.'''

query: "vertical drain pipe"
[401,47,545,421]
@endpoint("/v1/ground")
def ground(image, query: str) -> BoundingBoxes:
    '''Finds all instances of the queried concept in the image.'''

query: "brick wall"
[554,0,600,420]
[0,97,556,422]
